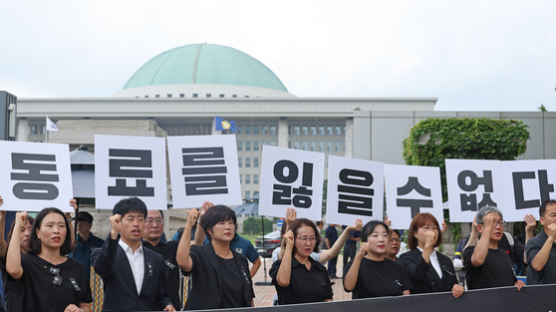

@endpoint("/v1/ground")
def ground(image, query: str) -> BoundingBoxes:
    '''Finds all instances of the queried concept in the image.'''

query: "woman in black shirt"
[270,218,333,304]
[6,208,92,312]
[343,220,411,298]
[398,213,464,298]
[176,205,254,310]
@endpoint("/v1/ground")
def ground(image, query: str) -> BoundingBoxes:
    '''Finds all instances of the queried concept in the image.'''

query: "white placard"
[384,164,443,229]
[94,135,168,210]
[167,135,242,208]
[446,159,504,222]
[259,146,325,221]
[325,155,384,225]
[502,159,556,222]
[0,141,73,212]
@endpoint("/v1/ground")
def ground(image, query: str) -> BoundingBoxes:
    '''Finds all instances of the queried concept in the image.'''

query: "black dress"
[343,257,411,299]
[16,254,92,312]
[270,256,333,304]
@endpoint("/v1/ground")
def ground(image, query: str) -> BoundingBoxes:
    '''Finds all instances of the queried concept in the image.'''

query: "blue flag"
[215,116,237,133]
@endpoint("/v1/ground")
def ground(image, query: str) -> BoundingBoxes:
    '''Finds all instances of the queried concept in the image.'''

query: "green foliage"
[242,217,274,235]
[403,118,529,201]
[403,118,530,243]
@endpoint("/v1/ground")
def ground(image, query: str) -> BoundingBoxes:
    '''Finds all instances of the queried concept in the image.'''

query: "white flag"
[46,117,59,132]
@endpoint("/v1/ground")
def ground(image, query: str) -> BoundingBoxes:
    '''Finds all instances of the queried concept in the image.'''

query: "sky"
[1,0,555,111]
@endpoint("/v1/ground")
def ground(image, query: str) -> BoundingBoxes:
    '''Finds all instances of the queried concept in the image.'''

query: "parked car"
[255,230,281,258]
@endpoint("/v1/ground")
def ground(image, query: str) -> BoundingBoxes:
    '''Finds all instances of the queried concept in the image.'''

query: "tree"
[403,118,530,242]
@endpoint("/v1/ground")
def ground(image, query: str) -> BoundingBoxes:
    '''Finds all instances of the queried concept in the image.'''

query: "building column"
[17,118,29,142]
[345,117,354,158]
[278,117,288,148]
[352,110,372,160]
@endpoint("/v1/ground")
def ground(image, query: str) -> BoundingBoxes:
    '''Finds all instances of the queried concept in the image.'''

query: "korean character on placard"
[182,147,228,195]
[512,170,555,209]
[272,160,314,208]
[396,176,433,218]
[337,168,374,216]
[457,170,497,211]
[11,153,60,200]
[108,149,154,196]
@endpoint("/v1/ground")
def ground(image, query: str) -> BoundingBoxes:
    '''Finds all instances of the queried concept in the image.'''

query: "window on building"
[145,95,149,98]
[270,141,276,146]
[319,142,324,152]
[253,191,260,200]
[288,141,292,148]
[31,125,37,134]
[302,142,308,150]
[263,126,268,135]
[167,94,172,98]
[288,126,292,135]
[237,141,243,151]
[254,141,259,151]
[237,125,242,134]
[327,126,333,135]
[254,174,259,184]
[254,157,259,168]
[238,157,242,167]
[245,191,251,200]
[294,141,300,149]
[245,141,251,151]
[245,95,250,98]
[245,125,251,135]
[302,126,308,135]
[219,94,225,98]
[310,142,316,151]
[319,126,325,135]
[40,126,45,135]
[155,94,160,98]
[336,126,342,136]
[179,93,185,98]
[335,142,341,152]
[310,126,317,135]
[327,142,333,152]
[270,125,277,135]
[245,174,251,184]
[206,93,212,98]
[245,157,251,168]
[193,93,198,98]
[294,126,300,136]
[232,94,238,98]
[253,125,259,135]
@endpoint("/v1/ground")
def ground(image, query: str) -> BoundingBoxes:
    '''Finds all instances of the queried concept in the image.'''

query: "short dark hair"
[289,218,320,254]
[362,220,390,243]
[76,211,93,223]
[391,229,401,239]
[199,205,236,240]
[408,213,442,250]
[112,197,147,218]
[29,208,72,256]
[540,199,556,217]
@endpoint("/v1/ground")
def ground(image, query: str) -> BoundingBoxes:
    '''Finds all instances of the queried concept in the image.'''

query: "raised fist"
[283,230,294,248]
[186,208,200,227]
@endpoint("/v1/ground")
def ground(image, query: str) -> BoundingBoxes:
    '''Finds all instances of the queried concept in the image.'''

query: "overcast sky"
[1,0,555,111]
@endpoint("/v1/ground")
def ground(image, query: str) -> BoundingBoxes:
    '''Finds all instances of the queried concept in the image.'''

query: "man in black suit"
[92,198,175,311]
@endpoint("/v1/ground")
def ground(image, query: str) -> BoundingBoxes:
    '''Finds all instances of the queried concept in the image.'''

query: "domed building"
[13,42,446,234]
[114,43,293,99]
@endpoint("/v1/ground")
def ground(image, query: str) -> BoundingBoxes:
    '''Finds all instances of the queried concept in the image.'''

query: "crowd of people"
[0,194,555,311]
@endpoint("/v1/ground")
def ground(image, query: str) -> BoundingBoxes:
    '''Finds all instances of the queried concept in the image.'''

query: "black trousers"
[343,242,356,275]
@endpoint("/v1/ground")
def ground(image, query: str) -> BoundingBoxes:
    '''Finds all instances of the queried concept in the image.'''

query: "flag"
[46,116,59,132]
[214,116,236,133]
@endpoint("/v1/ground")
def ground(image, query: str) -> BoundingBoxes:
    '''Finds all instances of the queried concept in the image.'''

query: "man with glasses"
[142,209,182,310]
[462,206,525,290]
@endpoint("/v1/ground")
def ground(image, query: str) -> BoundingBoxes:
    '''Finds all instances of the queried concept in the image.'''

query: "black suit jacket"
[184,243,255,310]
[398,248,458,294]
[91,237,172,311]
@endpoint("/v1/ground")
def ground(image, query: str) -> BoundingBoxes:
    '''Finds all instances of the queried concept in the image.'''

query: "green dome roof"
[123,44,288,92]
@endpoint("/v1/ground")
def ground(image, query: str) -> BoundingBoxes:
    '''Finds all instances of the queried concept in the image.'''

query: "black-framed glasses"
[49,266,63,286]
